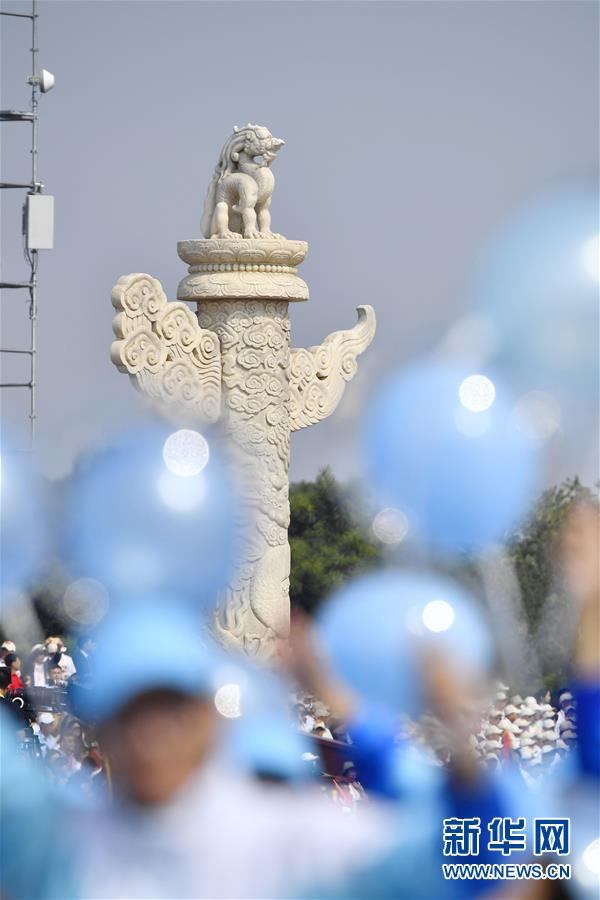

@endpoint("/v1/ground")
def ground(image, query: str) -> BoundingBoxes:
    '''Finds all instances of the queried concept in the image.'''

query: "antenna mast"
[1,0,55,446]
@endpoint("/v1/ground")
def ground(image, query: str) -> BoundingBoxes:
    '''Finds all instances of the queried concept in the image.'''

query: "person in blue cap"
[67,599,394,900]
[70,601,222,807]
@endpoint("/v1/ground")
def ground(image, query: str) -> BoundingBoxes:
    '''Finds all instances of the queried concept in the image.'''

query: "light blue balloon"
[365,361,539,554]
[62,424,238,613]
[220,661,312,782]
[0,434,46,597]
[564,783,600,899]
[318,569,493,719]
[474,181,599,407]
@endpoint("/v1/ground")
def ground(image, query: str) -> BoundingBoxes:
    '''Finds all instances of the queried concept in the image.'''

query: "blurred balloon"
[61,424,239,612]
[229,706,311,783]
[214,682,243,719]
[318,569,493,719]
[213,658,311,781]
[560,783,600,900]
[581,234,600,283]
[0,434,47,599]
[513,390,562,443]
[473,181,599,409]
[162,428,210,476]
[62,577,110,626]
[579,837,600,886]
[372,507,410,545]
[365,361,539,555]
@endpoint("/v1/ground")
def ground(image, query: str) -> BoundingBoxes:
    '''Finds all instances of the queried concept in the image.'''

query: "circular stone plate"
[177,238,308,268]
[176,238,309,302]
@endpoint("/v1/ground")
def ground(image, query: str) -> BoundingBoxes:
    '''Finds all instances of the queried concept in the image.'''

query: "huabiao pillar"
[110,124,375,657]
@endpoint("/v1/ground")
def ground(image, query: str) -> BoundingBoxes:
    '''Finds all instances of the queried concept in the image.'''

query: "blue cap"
[71,600,223,722]
[229,712,312,782]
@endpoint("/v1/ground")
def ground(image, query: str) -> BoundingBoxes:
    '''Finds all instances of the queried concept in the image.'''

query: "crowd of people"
[2,630,583,806]
[295,695,348,742]
[293,696,371,810]
[294,681,579,790]
[405,683,578,778]
[0,635,107,798]
[0,634,94,690]
[471,685,577,780]
[2,633,376,813]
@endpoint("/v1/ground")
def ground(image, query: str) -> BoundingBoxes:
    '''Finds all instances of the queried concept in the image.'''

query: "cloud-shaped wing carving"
[289,305,376,431]
[111,273,222,424]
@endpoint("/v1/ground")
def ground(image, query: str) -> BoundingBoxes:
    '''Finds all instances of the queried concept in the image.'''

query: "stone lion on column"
[200,123,285,240]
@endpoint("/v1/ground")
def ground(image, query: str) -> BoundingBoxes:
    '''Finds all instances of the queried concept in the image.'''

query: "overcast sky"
[1,1,598,485]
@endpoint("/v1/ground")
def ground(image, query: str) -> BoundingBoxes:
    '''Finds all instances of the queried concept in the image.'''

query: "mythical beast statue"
[112,124,376,658]
[200,124,285,240]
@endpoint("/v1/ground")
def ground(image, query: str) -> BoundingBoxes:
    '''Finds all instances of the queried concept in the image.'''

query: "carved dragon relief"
[110,126,376,658]
[196,299,292,657]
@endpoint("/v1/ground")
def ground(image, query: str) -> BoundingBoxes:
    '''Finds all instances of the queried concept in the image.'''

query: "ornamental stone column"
[111,124,375,657]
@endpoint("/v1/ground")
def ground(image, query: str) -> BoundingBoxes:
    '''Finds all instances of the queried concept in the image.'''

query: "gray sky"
[2,0,598,484]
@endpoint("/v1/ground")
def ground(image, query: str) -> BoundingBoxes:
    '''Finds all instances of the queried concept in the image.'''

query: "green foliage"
[500,476,596,690]
[289,470,595,690]
[507,476,592,631]
[289,468,380,613]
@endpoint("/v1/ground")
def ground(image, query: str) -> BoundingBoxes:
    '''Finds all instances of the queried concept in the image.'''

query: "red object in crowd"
[88,748,104,770]
[9,672,23,691]
[502,729,512,764]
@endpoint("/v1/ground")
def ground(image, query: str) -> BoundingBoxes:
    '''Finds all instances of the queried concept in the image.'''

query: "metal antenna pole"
[1,0,53,449]
[31,0,38,186]
[28,0,39,445]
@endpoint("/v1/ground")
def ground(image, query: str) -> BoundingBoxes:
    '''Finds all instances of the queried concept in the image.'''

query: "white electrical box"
[25,194,54,250]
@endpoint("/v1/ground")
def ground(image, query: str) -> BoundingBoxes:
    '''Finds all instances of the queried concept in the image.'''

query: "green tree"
[507,476,593,631]
[289,468,380,613]
[501,476,596,691]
